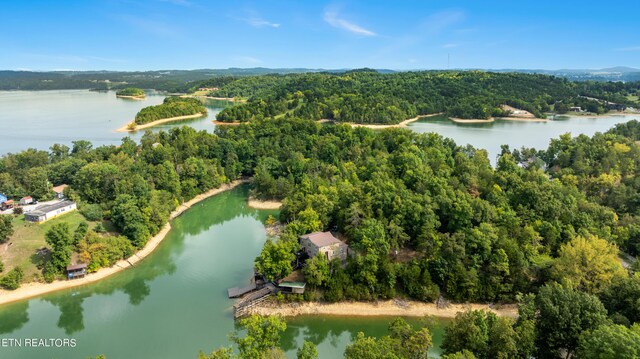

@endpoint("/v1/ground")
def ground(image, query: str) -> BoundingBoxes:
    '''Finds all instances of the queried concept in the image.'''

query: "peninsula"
[117,96,207,131]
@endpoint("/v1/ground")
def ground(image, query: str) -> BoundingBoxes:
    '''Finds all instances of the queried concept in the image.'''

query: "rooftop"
[301,231,342,248]
[66,263,87,271]
[28,200,76,216]
[52,184,68,193]
[278,281,306,289]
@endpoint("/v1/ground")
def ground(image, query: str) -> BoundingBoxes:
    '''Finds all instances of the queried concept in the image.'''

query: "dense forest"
[0,68,329,92]
[115,87,145,97]
[1,117,640,357]
[134,97,207,125]
[210,70,640,123]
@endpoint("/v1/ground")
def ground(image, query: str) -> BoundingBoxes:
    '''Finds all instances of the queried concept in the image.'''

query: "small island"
[115,87,146,99]
[117,96,207,132]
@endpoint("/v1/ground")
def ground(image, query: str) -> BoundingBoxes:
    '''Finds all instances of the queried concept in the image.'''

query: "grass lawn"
[627,94,639,102]
[2,211,99,282]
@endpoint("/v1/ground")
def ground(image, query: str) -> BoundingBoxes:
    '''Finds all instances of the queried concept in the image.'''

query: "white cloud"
[323,9,376,36]
[614,46,640,52]
[244,17,280,28]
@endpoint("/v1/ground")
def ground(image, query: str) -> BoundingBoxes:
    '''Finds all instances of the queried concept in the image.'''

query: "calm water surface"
[409,115,640,164]
[0,185,447,359]
[0,90,231,155]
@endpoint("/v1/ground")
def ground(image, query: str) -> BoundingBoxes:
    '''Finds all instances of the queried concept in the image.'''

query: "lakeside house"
[52,184,68,199]
[20,196,34,205]
[300,231,349,264]
[66,263,87,280]
[24,200,77,223]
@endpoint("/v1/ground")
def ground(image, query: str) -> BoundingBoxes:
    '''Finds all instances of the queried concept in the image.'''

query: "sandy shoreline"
[183,94,246,102]
[558,111,640,119]
[116,94,145,100]
[449,117,495,124]
[212,120,243,126]
[116,113,205,132]
[319,113,446,129]
[251,300,518,318]
[0,179,248,306]
[248,198,283,210]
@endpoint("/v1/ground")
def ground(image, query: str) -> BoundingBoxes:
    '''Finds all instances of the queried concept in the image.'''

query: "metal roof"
[66,263,87,271]
[278,281,306,289]
[300,231,342,248]
[29,200,76,216]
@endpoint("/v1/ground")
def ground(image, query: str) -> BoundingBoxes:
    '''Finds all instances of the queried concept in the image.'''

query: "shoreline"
[182,94,247,103]
[449,116,548,124]
[557,111,640,119]
[116,94,145,100]
[248,197,282,210]
[251,300,518,318]
[212,120,243,126]
[320,113,446,129]
[0,179,248,306]
[116,113,205,132]
[449,117,495,124]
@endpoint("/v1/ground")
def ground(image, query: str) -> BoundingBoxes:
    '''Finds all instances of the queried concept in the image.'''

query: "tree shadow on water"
[0,301,29,334]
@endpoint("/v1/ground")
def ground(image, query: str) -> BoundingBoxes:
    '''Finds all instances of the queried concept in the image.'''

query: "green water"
[0,185,447,359]
[0,90,232,155]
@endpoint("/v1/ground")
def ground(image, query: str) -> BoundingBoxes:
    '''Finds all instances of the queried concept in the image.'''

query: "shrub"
[80,203,104,221]
[0,267,24,290]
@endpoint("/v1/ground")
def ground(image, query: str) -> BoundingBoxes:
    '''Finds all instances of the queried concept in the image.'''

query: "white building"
[25,200,77,223]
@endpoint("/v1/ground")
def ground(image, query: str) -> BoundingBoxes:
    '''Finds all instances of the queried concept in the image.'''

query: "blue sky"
[1,0,639,71]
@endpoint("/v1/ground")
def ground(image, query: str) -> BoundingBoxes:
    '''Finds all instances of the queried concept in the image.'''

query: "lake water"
[408,114,640,164]
[0,185,447,359]
[1,91,638,358]
[0,90,231,156]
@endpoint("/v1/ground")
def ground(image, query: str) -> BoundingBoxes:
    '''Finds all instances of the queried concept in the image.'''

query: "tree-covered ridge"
[1,119,639,327]
[134,97,207,125]
[210,70,640,123]
[116,87,145,97]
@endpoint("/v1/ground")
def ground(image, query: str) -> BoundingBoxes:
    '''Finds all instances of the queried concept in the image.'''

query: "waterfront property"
[300,231,349,263]
[66,263,87,279]
[19,196,33,205]
[52,184,68,199]
[24,200,77,223]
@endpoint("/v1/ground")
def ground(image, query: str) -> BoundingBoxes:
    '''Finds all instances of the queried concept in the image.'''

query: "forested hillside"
[2,119,640,357]
[134,97,206,125]
[211,70,640,123]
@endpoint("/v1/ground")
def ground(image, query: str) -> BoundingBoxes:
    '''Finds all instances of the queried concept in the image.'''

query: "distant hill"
[0,66,638,91]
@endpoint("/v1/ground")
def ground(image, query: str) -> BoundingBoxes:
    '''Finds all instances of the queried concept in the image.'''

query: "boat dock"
[233,286,274,318]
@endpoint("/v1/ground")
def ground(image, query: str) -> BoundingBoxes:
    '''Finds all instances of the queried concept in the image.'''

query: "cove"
[0,185,449,359]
